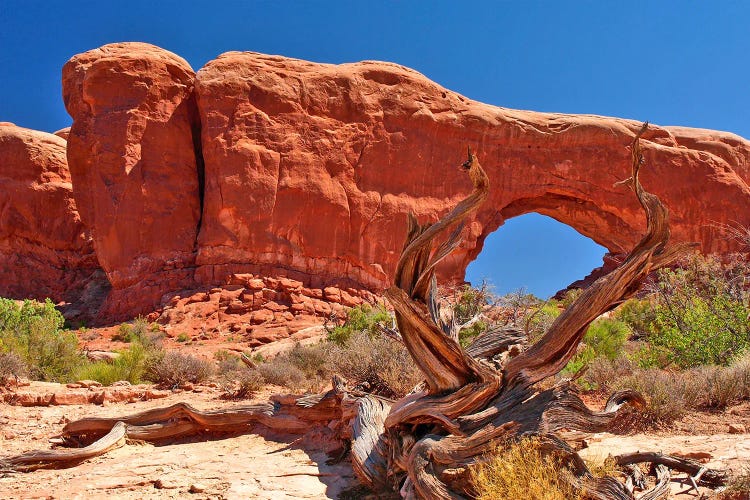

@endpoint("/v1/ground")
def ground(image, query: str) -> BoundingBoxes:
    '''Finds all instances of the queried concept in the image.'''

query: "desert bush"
[0,351,27,383]
[75,344,148,386]
[524,301,561,342]
[330,331,422,398]
[285,342,332,379]
[254,342,334,392]
[563,318,630,379]
[453,283,493,323]
[732,352,750,400]
[697,365,743,409]
[0,298,85,382]
[214,350,267,398]
[113,316,164,348]
[614,298,657,339]
[257,359,307,390]
[147,351,213,387]
[221,369,265,399]
[470,437,582,500]
[581,355,635,392]
[458,320,488,348]
[646,254,750,367]
[614,369,698,424]
[214,349,243,373]
[327,303,391,344]
[720,465,750,498]
[447,283,498,346]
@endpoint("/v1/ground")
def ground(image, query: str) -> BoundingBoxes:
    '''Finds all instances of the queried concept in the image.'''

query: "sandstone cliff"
[62,43,202,318]
[0,123,100,304]
[2,42,749,323]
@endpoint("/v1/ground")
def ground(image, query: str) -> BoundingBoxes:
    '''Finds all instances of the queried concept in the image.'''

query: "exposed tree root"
[0,130,728,498]
[1,421,127,472]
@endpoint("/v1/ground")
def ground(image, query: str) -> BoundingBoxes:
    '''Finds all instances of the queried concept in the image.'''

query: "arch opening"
[465,213,609,299]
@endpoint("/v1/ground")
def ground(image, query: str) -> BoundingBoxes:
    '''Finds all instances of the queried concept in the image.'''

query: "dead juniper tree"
[1,123,727,498]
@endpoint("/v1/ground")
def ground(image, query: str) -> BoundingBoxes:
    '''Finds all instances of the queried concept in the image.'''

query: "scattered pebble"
[189,483,207,493]
[728,423,746,434]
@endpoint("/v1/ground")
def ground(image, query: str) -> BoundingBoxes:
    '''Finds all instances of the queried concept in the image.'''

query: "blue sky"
[1,1,747,298]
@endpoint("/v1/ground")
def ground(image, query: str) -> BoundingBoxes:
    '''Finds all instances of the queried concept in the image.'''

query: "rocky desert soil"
[0,383,357,499]
[1,381,749,499]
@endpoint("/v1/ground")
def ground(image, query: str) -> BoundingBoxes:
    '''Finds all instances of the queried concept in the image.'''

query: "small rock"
[3,430,17,439]
[189,483,207,493]
[728,423,746,434]
[77,380,103,388]
[145,389,169,400]
[111,380,131,387]
[65,383,83,389]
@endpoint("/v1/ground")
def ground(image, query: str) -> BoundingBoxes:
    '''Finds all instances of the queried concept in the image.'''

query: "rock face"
[0,123,99,304]
[194,52,750,291]
[4,43,743,323]
[154,275,376,346]
[62,43,202,318]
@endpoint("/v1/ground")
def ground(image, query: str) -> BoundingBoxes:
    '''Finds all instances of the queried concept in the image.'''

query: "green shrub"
[75,344,148,386]
[147,351,213,387]
[458,320,488,348]
[563,318,629,380]
[614,298,657,339]
[525,302,561,342]
[584,318,630,360]
[453,284,492,323]
[645,254,750,368]
[327,304,391,344]
[0,298,85,382]
[629,342,673,369]
[113,316,164,347]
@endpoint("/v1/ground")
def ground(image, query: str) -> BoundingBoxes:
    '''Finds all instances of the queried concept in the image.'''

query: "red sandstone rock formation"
[53,127,70,140]
[31,43,749,322]
[155,276,377,345]
[0,123,99,304]
[194,52,750,292]
[62,43,202,318]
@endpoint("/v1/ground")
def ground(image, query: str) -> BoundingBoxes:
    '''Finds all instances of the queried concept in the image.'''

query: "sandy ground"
[1,383,748,499]
[0,385,356,499]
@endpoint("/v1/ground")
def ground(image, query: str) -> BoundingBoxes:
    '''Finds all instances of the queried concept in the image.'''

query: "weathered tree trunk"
[0,125,725,498]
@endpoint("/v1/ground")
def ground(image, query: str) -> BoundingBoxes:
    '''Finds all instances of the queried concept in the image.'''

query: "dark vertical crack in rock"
[188,92,206,251]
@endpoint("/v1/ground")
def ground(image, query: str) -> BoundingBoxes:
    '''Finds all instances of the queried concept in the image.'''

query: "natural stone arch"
[52,43,750,320]
[452,194,637,287]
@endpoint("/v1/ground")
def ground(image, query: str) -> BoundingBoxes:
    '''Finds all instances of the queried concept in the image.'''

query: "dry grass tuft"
[470,437,582,500]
